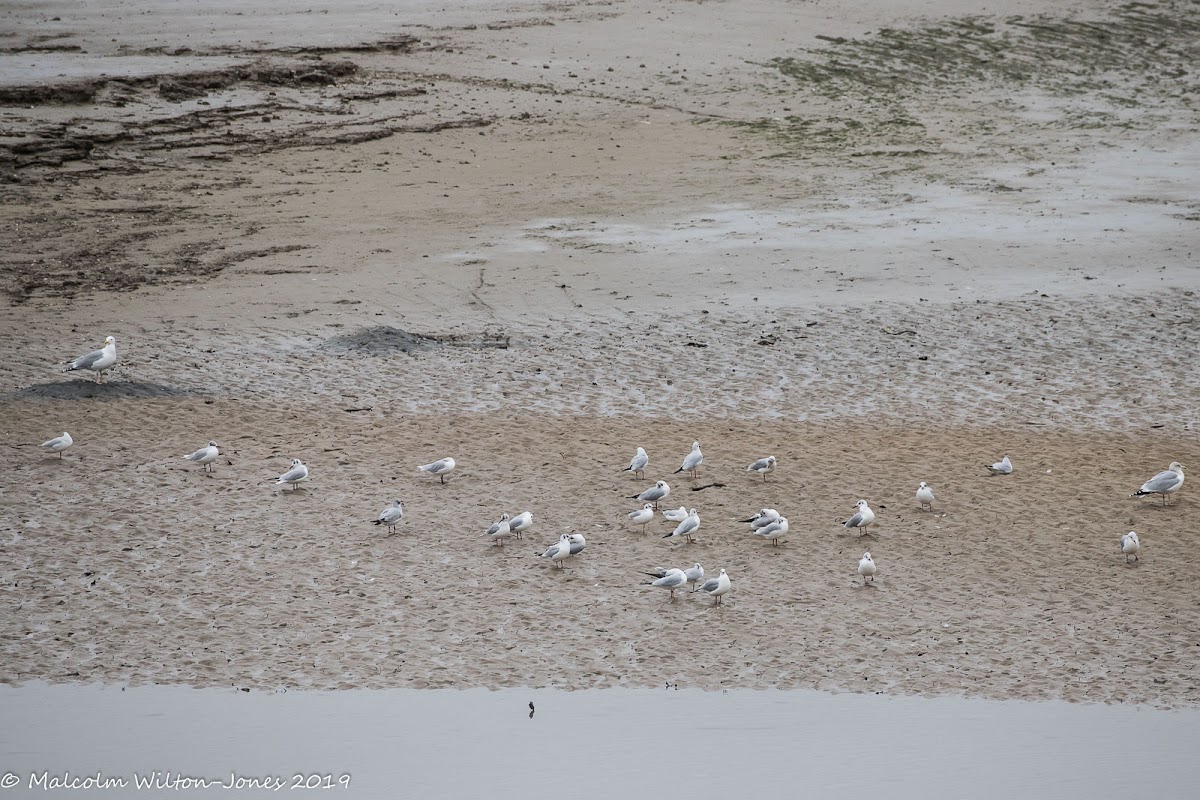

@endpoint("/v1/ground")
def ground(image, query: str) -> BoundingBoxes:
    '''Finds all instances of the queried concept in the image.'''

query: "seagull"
[628,503,655,531]
[181,441,220,473]
[417,457,456,484]
[539,534,574,569]
[632,480,671,509]
[646,567,687,599]
[40,431,73,458]
[64,335,117,383]
[674,441,703,478]
[858,552,877,584]
[755,515,789,546]
[698,568,731,605]
[484,513,513,546]
[275,459,309,490]
[373,499,405,533]
[1120,531,1141,563]
[662,505,689,523]
[1131,462,1185,506]
[916,481,935,511]
[567,532,587,556]
[682,562,705,591]
[508,511,533,540]
[842,499,876,534]
[623,447,649,479]
[664,508,700,543]
[741,508,780,529]
[986,455,1013,475]
[746,455,777,481]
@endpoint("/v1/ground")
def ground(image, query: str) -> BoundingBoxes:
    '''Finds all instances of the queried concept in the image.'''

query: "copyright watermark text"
[1,772,351,792]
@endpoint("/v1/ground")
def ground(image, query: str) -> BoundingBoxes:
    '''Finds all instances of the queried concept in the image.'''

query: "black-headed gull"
[628,503,654,531]
[746,455,776,481]
[631,480,670,509]
[916,481,935,511]
[662,505,689,523]
[374,499,405,533]
[567,532,586,556]
[64,335,117,383]
[418,457,456,484]
[276,459,309,490]
[986,455,1013,475]
[698,568,731,605]
[623,447,649,479]
[484,513,513,546]
[508,511,533,540]
[663,508,700,543]
[674,441,703,478]
[755,515,789,546]
[538,534,574,568]
[1120,531,1141,563]
[858,552,877,584]
[1131,462,1184,506]
[741,508,780,529]
[842,499,875,533]
[40,431,73,458]
[182,441,220,473]
[646,567,686,599]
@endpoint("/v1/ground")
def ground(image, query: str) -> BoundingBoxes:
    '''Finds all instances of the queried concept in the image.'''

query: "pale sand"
[1,0,1199,706]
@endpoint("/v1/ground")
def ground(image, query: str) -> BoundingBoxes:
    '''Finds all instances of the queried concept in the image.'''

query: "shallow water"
[2,684,1197,799]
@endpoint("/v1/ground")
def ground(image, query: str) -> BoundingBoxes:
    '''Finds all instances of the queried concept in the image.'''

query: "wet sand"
[2,0,1199,711]
[5,683,1200,799]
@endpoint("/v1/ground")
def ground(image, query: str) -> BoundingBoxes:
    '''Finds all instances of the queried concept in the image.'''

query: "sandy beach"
[2,0,1198,708]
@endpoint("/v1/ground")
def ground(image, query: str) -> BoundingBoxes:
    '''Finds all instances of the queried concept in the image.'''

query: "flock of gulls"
[41,334,1188,604]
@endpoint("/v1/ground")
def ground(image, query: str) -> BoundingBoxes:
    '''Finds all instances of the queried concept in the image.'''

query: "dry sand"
[1,0,1198,706]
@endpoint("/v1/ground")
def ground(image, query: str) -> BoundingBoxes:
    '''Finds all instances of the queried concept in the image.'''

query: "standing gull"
[628,503,654,531]
[755,515,789,547]
[1131,462,1184,506]
[674,441,703,479]
[698,568,731,605]
[1120,531,1141,563]
[538,534,574,569]
[842,499,876,534]
[64,335,117,383]
[40,432,74,458]
[567,532,587,556]
[275,459,309,490]
[631,480,671,510]
[858,552,877,584]
[373,499,405,533]
[645,567,687,599]
[916,481,935,511]
[484,513,513,546]
[623,447,649,479]
[663,508,700,544]
[182,441,220,473]
[986,455,1013,475]
[508,511,533,540]
[417,457,456,484]
[746,455,777,481]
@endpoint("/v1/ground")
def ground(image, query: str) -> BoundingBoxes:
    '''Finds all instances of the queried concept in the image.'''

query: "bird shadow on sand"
[8,380,196,401]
